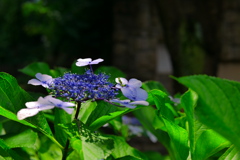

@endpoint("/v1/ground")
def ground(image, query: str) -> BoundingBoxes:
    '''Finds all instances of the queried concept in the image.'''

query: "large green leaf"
[219,145,240,160]
[0,139,24,160]
[19,62,51,77]
[61,122,114,159]
[3,129,38,149]
[0,73,62,148]
[176,75,240,149]
[181,90,230,160]
[54,108,72,146]
[104,135,147,160]
[142,81,169,94]
[78,100,97,124]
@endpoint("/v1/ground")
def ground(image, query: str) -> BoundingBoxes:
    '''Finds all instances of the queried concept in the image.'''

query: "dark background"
[1,0,240,93]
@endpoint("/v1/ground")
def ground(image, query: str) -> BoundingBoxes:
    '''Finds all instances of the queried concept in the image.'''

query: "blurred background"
[1,0,240,93]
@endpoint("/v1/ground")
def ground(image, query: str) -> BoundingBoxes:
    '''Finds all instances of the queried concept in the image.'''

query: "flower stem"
[62,102,82,160]
[74,101,81,120]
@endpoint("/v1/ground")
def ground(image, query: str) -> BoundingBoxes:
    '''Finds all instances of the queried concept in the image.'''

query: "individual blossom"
[28,73,53,88]
[110,99,149,109]
[46,95,75,114]
[76,58,104,67]
[17,96,75,120]
[49,70,119,101]
[17,96,55,120]
[115,78,148,101]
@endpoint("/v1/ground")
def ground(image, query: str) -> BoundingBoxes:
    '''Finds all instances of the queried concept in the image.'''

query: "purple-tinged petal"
[25,96,54,109]
[62,107,74,114]
[45,95,75,114]
[36,73,52,82]
[130,100,149,106]
[146,131,158,143]
[76,58,92,66]
[110,99,136,109]
[134,88,148,101]
[128,78,142,88]
[28,79,42,86]
[28,73,53,88]
[120,87,136,100]
[115,77,128,86]
[90,58,104,64]
[17,108,39,120]
[128,125,143,135]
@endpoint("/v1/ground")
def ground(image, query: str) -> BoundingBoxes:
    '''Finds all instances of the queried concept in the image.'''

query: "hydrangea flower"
[76,58,104,67]
[28,73,53,88]
[49,70,118,101]
[17,96,75,120]
[115,78,148,101]
[110,99,149,109]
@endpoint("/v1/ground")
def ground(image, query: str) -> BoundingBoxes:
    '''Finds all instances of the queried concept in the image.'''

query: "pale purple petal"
[115,84,122,89]
[28,73,53,88]
[17,108,39,120]
[45,95,62,105]
[128,125,143,135]
[146,131,158,143]
[130,101,149,106]
[134,88,148,101]
[28,79,42,86]
[76,58,92,66]
[90,58,104,64]
[25,101,39,108]
[121,87,138,101]
[115,77,128,86]
[36,73,52,82]
[110,99,130,103]
[128,78,142,88]
[62,107,74,114]
[110,99,136,109]
[61,102,76,107]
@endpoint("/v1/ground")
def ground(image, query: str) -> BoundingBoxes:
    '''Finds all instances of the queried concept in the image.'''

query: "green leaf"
[219,145,240,160]
[160,117,189,160]
[87,101,146,131]
[3,129,38,149]
[71,137,113,160]
[86,101,118,126]
[19,62,51,77]
[176,75,240,149]
[60,122,114,159]
[95,66,126,83]
[142,81,169,94]
[104,135,147,160]
[181,90,197,154]
[194,129,230,160]
[50,67,68,77]
[71,61,87,74]
[78,100,97,124]
[133,106,173,157]
[0,139,25,160]
[0,73,62,149]
[181,90,230,160]
[54,108,72,146]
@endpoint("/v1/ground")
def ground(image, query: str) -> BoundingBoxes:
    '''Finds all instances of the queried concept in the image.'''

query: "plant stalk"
[62,101,81,160]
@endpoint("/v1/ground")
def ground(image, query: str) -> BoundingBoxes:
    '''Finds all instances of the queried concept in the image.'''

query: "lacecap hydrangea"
[17,58,149,120]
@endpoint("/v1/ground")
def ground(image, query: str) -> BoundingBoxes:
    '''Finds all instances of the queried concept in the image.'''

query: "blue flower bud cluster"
[49,70,119,101]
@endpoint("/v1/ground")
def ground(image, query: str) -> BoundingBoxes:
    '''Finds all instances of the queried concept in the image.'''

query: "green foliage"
[0,72,62,149]
[176,75,240,149]
[3,59,240,160]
